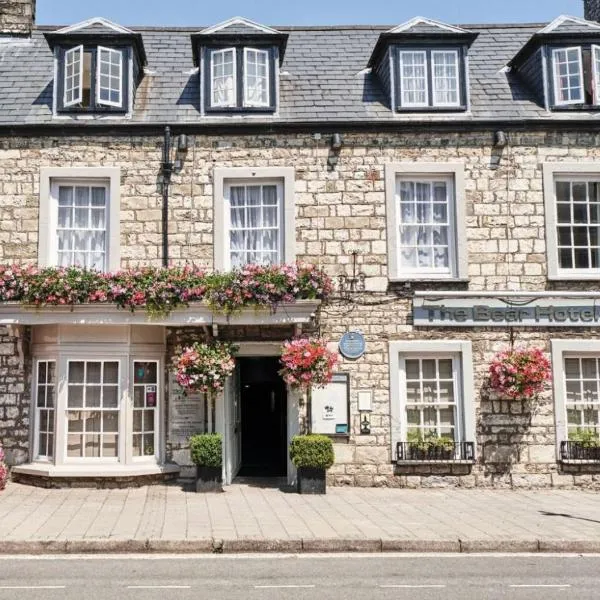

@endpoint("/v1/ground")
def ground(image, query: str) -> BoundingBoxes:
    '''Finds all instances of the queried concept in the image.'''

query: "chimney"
[585,0,600,21]
[0,0,35,36]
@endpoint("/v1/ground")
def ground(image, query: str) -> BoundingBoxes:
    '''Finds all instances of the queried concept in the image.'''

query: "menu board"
[168,372,207,445]
[310,373,349,435]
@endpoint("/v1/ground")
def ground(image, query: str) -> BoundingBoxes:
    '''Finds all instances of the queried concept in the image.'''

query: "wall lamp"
[494,130,508,148]
[327,133,344,170]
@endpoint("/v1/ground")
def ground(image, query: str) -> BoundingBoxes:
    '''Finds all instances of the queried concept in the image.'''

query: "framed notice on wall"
[310,373,350,435]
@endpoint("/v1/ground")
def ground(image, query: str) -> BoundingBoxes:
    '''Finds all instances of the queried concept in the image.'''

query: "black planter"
[297,466,326,494]
[195,465,223,493]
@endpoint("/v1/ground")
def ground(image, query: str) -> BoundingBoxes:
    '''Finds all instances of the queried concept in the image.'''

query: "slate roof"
[2,19,600,128]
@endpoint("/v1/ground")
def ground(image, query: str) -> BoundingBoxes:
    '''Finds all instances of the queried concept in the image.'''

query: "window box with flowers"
[0,263,332,326]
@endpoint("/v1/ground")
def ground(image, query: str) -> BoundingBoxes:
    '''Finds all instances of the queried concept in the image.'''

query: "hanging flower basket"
[279,337,338,391]
[488,347,551,401]
[0,443,7,491]
[175,341,237,393]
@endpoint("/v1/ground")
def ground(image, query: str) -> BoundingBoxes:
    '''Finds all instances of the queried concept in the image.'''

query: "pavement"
[0,555,599,599]
[1,481,600,554]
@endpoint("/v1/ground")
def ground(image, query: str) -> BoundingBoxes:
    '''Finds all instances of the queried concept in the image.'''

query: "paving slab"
[1,482,600,553]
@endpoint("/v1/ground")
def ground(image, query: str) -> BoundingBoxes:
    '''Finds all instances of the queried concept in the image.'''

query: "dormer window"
[395,47,464,110]
[45,17,147,119]
[205,45,274,112]
[191,17,288,115]
[60,45,127,112]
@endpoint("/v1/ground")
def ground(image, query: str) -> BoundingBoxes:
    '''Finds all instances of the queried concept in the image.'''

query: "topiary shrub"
[189,433,222,468]
[289,434,334,470]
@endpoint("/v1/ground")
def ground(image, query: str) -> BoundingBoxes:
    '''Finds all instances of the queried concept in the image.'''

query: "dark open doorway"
[237,357,287,477]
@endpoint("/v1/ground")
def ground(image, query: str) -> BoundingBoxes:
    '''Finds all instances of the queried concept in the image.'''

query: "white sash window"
[226,181,282,267]
[399,50,428,107]
[432,50,460,106]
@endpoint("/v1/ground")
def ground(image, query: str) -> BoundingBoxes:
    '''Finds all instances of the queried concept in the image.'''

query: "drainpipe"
[161,126,174,268]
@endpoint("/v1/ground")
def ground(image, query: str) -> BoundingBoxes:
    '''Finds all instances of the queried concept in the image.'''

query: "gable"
[538,15,600,35]
[388,17,470,36]
[54,17,134,36]
[199,17,281,36]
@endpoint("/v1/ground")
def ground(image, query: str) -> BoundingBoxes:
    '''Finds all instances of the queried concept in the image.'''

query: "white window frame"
[210,47,237,108]
[39,167,121,272]
[96,46,123,108]
[213,167,296,271]
[33,359,56,462]
[551,339,600,460]
[385,163,467,281]
[224,179,284,268]
[52,179,109,271]
[64,358,122,463]
[543,163,600,280]
[398,50,429,108]
[431,49,461,107]
[389,340,476,460]
[400,354,463,442]
[63,45,84,108]
[552,46,584,106]
[593,45,600,105]
[131,358,160,462]
[243,47,270,108]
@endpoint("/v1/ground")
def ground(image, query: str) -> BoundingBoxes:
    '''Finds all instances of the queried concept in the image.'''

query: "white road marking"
[510,584,571,588]
[0,586,66,590]
[254,585,316,589]
[127,585,192,589]
[380,584,446,588]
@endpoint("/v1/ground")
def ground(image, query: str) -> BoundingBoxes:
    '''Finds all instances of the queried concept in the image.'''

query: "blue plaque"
[339,331,365,360]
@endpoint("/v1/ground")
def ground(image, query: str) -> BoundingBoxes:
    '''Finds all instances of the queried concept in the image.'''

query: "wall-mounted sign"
[311,373,350,435]
[413,296,600,327]
[339,331,366,359]
[168,372,206,445]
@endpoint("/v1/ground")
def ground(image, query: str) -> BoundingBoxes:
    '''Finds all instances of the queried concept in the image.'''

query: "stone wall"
[0,325,30,466]
[0,0,35,35]
[1,130,600,487]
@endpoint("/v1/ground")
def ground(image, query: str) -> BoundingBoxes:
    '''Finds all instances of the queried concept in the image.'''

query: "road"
[0,554,597,599]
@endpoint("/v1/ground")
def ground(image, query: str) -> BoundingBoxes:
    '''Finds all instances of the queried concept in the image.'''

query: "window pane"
[212,48,235,106]
[432,51,459,106]
[400,51,427,106]
[244,49,269,107]
[555,179,600,272]
[554,48,583,104]
[402,357,460,441]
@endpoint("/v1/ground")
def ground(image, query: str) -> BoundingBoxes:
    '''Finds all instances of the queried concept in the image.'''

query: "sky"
[36,0,585,27]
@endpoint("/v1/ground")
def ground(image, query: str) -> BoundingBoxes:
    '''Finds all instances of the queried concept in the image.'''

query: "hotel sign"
[413,297,600,327]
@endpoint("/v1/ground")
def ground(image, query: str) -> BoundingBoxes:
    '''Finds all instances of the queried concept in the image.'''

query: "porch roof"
[0,300,320,327]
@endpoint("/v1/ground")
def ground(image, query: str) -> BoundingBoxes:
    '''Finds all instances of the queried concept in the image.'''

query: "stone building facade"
[1,2,600,488]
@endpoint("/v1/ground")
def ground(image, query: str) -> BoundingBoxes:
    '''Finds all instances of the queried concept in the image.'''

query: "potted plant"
[488,347,551,401]
[289,434,334,494]
[567,429,600,460]
[406,432,455,461]
[0,442,7,491]
[189,433,223,492]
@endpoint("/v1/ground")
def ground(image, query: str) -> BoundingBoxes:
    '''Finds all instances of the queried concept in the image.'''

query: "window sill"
[389,277,469,283]
[549,273,600,281]
[11,463,181,478]
[395,106,467,113]
[559,459,600,465]
[396,459,475,466]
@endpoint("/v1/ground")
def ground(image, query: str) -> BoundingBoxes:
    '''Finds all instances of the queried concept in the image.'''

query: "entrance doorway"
[237,357,287,477]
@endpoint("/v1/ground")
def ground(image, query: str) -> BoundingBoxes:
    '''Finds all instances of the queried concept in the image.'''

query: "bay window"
[31,326,165,472]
